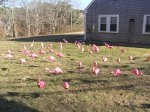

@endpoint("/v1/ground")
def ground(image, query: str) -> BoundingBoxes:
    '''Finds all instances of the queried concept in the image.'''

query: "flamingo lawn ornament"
[38,50,46,55]
[102,57,108,62]
[91,44,99,52]
[131,68,142,76]
[75,41,81,49]
[63,82,69,89]
[41,42,44,48]
[22,44,30,55]
[20,58,26,64]
[37,79,45,89]
[49,49,55,54]
[58,42,63,50]
[7,50,11,54]
[77,44,81,49]
[57,53,64,58]
[5,54,13,59]
[111,69,122,76]
[120,49,126,53]
[147,55,150,61]
[63,39,68,43]
[49,43,53,48]
[90,50,93,55]
[93,61,98,67]
[129,56,133,61]
[31,41,34,48]
[30,54,39,58]
[92,61,98,72]
[95,46,99,52]
[23,50,30,55]
[45,67,63,75]
[94,68,100,76]
[47,56,56,61]
[116,58,121,63]
[81,47,84,52]
[104,42,113,49]
[88,49,93,55]
[77,62,83,69]
[24,44,27,50]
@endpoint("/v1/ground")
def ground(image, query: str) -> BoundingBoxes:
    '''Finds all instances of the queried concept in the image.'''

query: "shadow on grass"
[1,67,9,71]
[29,65,39,68]
[8,34,150,48]
[9,34,84,43]
[0,97,39,112]
[81,79,108,84]
[141,103,150,108]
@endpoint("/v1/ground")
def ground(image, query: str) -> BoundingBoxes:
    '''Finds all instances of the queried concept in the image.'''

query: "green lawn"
[0,41,150,112]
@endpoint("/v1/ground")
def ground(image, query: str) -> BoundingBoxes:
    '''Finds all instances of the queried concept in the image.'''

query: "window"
[98,15,119,33]
[100,17,107,31]
[143,15,150,34]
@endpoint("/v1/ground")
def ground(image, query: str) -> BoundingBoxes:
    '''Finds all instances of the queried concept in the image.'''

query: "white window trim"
[143,15,150,34]
[98,15,119,33]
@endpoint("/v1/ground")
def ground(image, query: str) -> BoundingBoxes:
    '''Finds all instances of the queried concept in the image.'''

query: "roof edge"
[84,0,96,13]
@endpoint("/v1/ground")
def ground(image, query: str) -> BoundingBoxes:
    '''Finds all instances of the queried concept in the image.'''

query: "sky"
[80,0,92,10]
[3,0,93,10]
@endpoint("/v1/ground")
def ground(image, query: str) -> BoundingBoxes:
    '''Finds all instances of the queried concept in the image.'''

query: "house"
[84,0,150,44]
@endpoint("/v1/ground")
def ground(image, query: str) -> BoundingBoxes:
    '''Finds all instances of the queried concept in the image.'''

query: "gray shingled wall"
[86,0,150,44]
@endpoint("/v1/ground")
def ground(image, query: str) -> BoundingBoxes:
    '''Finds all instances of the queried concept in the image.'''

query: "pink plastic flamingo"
[129,56,133,61]
[30,54,39,58]
[131,68,142,76]
[49,49,55,53]
[94,68,100,76]
[57,53,64,58]
[22,44,30,55]
[81,47,84,52]
[38,50,46,55]
[63,39,68,43]
[111,69,122,76]
[77,44,81,49]
[22,49,30,55]
[91,44,99,52]
[147,55,150,61]
[75,41,81,49]
[7,50,11,54]
[41,42,44,48]
[102,57,108,62]
[37,79,45,89]
[77,62,83,69]
[49,43,53,48]
[120,49,126,53]
[88,49,93,55]
[46,67,63,75]
[92,61,98,73]
[24,44,27,50]
[58,42,63,50]
[20,58,26,64]
[63,82,69,89]
[116,58,121,63]
[104,42,113,49]
[5,54,13,59]
[47,56,56,61]
[31,41,34,48]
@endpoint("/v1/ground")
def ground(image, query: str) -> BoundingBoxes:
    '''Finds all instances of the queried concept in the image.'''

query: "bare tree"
[0,0,83,38]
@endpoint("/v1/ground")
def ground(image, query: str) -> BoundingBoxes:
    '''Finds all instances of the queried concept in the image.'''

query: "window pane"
[146,16,150,24]
[110,24,117,31]
[101,17,106,24]
[111,17,117,24]
[100,24,106,31]
[146,25,150,32]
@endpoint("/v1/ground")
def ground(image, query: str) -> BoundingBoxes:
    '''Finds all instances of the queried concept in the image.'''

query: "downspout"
[84,11,87,41]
